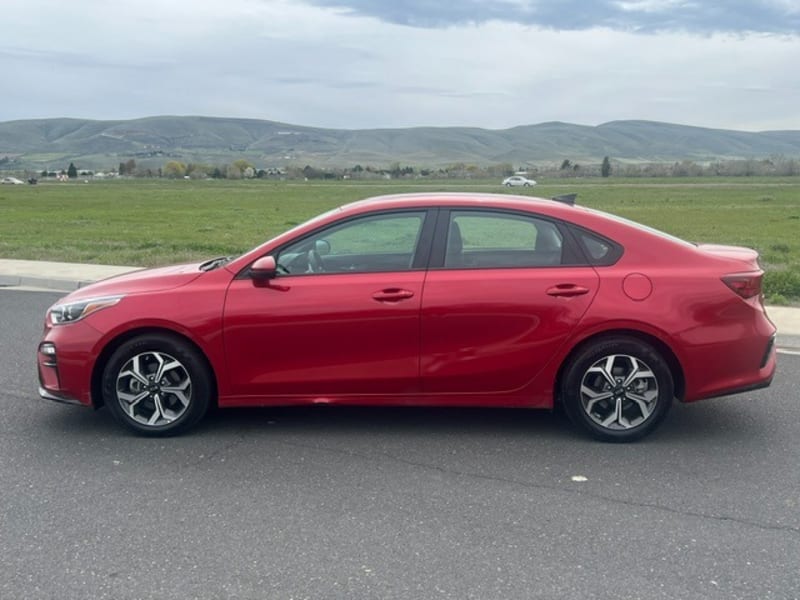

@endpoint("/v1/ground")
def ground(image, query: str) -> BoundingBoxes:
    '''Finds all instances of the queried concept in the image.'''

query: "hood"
[63,262,205,300]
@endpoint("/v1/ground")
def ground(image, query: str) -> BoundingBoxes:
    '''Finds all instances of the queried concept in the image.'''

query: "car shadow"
[34,396,772,446]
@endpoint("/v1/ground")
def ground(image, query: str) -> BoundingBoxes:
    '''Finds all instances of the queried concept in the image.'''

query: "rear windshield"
[584,207,696,249]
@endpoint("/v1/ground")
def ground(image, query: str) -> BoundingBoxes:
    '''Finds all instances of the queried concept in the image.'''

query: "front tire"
[560,337,673,442]
[102,334,212,436]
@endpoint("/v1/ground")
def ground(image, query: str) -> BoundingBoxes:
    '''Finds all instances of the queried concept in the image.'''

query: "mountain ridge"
[1,116,799,170]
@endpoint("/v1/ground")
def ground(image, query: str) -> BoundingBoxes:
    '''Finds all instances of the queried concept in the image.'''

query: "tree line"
[33,156,800,181]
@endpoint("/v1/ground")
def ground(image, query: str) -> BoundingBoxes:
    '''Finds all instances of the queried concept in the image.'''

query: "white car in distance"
[502,175,537,187]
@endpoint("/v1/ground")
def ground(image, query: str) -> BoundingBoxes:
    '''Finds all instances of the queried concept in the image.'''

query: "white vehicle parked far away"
[502,175,537,187]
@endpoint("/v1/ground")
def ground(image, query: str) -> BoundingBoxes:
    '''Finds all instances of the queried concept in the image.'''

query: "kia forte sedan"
[37,193,776,441]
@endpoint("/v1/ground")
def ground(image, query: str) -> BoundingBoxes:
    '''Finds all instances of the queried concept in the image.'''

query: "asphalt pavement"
[1,287,799,599]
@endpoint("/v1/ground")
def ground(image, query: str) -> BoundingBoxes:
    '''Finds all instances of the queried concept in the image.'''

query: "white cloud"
[0,0,798,131]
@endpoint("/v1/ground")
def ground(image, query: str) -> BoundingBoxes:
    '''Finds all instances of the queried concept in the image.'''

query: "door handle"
[372,288,415,302]
[546,284,590,297]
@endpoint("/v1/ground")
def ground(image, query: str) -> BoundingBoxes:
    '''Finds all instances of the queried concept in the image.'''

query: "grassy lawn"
[1,177,799,301]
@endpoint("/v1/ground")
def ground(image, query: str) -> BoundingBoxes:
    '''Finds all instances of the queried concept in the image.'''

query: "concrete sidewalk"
[0,259,140,292]
[1,258,799,346]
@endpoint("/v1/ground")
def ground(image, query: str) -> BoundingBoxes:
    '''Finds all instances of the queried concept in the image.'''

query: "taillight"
[722,273,762,299]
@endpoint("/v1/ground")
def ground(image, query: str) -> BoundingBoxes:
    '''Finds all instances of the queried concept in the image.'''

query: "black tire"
[560,336,673,442]
[523,182,530,187]
[102,334,212,436]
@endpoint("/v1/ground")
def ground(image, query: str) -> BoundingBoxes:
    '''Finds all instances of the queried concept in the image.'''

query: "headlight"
[48,295,124,325]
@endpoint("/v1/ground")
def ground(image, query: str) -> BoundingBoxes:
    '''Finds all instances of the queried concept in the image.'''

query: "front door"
[223,210,431,398]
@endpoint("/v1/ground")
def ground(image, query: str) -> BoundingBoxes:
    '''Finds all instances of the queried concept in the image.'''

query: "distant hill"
[1,116,799,171]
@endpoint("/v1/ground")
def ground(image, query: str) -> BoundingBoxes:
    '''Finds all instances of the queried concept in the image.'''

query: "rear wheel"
[102,334,212,436]
[561,337,673,442]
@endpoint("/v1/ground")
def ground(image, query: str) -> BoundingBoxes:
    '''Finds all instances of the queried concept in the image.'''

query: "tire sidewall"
[561,337,674,442]
[102,334,211,436]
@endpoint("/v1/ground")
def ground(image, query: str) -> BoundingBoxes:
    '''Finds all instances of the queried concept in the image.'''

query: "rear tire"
[102,334,212,436]
[560,337,673,442]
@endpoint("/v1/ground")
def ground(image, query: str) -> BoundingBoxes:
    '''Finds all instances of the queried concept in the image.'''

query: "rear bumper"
[683,331,777,402]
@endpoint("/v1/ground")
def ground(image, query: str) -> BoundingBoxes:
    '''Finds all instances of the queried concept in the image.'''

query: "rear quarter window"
[571,227,623,266]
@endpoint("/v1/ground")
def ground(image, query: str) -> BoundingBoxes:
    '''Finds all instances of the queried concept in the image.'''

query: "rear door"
[420,208,599,394]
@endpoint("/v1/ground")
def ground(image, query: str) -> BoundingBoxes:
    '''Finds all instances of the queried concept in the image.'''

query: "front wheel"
[102,334,212,436]
[560,337,673,442]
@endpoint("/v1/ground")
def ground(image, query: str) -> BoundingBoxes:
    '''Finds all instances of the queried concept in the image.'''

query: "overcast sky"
[2,0,799,131]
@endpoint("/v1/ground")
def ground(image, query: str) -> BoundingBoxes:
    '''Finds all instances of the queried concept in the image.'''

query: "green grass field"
[1,177,799,302]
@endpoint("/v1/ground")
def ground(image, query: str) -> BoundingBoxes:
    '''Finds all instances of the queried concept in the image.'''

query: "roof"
[340,192,580,219]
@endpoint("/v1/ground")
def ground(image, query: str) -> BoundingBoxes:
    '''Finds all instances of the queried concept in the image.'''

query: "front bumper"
[38,385,84,406]
[37,319,103,408]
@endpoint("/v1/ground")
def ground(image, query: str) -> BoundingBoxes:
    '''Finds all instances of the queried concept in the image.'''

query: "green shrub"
[765,293,789,306]
[764,268,800,300]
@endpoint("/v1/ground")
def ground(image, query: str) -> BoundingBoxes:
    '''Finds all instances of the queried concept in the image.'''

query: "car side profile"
[502,175,537,187]
[37,193,776,441]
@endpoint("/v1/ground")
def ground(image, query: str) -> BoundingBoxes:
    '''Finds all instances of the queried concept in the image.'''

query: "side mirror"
[250,255,277,280]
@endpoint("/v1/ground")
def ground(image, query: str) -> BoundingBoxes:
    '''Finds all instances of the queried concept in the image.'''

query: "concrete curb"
[0,274,100,292]
[0,259,140,293]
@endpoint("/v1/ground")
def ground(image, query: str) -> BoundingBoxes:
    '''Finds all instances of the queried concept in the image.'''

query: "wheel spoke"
[625,364,654,387]
[118,390,148,405]
[148,394,165,425]
[627,392,656,416]
[587,356,617,388]
[155,358,182,382]
[600,398,622,427]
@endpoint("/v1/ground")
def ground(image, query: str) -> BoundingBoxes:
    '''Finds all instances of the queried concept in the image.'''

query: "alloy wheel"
[579,354,659,430]
[115,351,192,427]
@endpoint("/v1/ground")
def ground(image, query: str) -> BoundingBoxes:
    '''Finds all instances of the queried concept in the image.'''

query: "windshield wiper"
[199,256,231,271]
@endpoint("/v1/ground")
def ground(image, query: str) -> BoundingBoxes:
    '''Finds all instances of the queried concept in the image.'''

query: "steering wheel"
[307,248,324,273]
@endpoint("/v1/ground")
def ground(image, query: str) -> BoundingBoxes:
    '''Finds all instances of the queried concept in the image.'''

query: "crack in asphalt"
[274,438,800,537]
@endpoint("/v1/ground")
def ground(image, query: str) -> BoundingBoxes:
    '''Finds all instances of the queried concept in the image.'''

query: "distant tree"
[352,164,364,172]
[163,161,187,178]
[118,161,126,175]
[125,159,137,176]
[232,159,255,177]
[67,162,78,179]
[601,156,611,178]
[40,169,48,178]
[560,159,572,170]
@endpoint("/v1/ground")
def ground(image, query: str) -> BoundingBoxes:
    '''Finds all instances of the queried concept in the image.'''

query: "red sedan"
[37,193,776,441]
